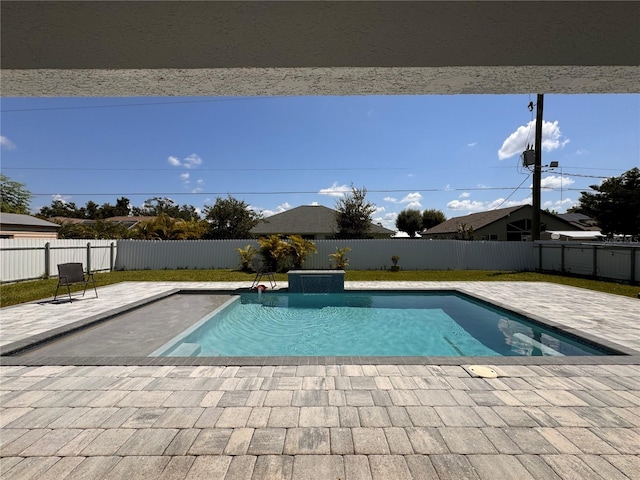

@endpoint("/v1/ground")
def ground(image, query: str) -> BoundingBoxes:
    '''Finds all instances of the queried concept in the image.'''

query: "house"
[557,212,600,231]
[250,205,394,240]
[0,213,61,239]
[420,205,586,241]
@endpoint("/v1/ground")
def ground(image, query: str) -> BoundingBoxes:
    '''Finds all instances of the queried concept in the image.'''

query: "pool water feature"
[154,291,612,357]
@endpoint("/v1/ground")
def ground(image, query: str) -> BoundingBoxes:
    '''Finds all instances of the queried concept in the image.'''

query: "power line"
[28,186,531,197]
[0,96,278,113]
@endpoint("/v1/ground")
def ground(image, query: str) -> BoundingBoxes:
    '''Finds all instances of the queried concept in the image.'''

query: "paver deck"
[1,282,639,479]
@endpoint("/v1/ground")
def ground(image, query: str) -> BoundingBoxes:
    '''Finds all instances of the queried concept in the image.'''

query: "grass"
[1,269,638,308]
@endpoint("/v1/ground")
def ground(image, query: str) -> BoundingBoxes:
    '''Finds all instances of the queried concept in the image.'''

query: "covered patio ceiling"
[1,1,639,97]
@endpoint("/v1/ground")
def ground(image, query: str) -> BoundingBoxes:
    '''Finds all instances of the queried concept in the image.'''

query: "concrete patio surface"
[1,282,639,479]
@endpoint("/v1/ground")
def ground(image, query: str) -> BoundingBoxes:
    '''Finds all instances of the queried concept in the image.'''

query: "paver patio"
[1,282,639,479]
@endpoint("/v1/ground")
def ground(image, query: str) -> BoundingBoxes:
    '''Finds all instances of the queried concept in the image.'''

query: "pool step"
[168,342,201,357]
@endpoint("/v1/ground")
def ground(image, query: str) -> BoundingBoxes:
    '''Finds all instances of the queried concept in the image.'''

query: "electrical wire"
[27,186,533,197]
[0,96,278,113]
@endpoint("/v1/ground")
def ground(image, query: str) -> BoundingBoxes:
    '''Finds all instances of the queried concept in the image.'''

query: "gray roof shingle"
[251,205,394,236]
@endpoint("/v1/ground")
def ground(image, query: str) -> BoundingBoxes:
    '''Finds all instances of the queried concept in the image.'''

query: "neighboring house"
[557,212,600,231]
[0,213,61,239]
[420,205,585,241]
[251,205,395,240]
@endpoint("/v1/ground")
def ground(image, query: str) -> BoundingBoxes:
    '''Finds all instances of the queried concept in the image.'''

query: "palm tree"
[287,235,318,269]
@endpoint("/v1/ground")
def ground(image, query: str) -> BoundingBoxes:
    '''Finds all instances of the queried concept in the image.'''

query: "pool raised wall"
[287,270,345,293]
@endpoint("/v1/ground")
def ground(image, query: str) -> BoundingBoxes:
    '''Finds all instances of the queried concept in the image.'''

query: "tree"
[0,174,33,214]
[203,196,262,239]
[287,235,318,269]
[38,199,83,218]
[571,167,640,236]
[57,219,132,239]
[422,209,447,230]
[334,185,376,239]
[395,209,423,237]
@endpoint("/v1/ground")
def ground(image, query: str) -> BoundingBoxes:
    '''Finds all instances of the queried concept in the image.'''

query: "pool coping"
[2,286,639,366]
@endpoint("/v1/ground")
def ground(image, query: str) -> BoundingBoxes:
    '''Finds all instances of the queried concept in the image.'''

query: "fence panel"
[114,239,258,271]
[114,239,536,272]
[536,241,639,284]
[1,239,115,282]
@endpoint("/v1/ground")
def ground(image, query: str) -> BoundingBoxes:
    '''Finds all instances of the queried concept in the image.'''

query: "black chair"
[54,263,98,302]
[251,256,277,289]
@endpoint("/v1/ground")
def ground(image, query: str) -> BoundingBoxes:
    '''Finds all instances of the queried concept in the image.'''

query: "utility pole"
[532,94,544,241]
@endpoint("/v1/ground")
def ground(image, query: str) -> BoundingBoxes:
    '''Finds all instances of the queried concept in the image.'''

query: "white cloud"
[540,175,574,190]
[168,153,203,169]
[467,142,477,147]
[374,206,386,214]
[191,187,203,194]
[459,192,470,198]
[184,153,203,169]
[318,182,351,197]
[51,194,72,203]
[260,202,291,217]
[446,199,487,212]
[180,172,190,181]
[498,120,570,160]
[373,211,398,230]
[0,136,16,150]
[543,197,576,212]
[383,192,422,208]
[576,149,588,155]
[447,196,531,212]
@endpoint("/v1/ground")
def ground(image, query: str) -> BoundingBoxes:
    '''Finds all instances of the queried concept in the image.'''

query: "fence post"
[44,242,50,278]
[560,243,565,274]
[631,246,636,284]
[87,242,92,273]
[592,245,598,278]
[538,243,543,272]
[110,242,115,272]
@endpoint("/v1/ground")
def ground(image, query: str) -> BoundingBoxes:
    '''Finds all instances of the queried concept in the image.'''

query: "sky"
[1,94,639,231]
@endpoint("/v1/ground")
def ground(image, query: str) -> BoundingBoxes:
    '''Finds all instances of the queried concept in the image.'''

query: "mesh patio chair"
[54,262,98,302]
[250,256,277,289]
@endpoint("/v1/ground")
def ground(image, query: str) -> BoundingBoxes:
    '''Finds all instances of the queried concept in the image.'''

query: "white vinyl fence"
[1,239,116,283]
[536,241,640,284]
[4,239,636,285]
[114,239,536,272]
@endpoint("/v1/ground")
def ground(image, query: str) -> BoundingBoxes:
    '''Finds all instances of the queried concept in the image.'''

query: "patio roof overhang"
[1,1,639,97]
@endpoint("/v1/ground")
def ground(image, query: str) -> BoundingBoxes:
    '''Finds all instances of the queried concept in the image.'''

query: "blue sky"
[1,94,638,231]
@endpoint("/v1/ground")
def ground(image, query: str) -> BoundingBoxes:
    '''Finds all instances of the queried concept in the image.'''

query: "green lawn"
[1,269,637,308]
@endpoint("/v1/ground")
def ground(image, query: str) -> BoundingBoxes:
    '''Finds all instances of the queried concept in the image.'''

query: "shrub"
[236,245,257,271]
[329,247,351,269]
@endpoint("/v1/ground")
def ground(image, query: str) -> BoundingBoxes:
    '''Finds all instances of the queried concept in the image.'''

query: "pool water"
[157,291,610,357]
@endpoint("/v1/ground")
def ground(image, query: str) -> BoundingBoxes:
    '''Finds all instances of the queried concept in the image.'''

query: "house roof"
[251,205,394,236]
[422,206,527,234]
[557,212,600,231]
[422,205,580,235]
[0,213,61,229]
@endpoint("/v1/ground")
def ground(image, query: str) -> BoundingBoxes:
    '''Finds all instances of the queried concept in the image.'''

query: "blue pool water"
[157,291,610,357]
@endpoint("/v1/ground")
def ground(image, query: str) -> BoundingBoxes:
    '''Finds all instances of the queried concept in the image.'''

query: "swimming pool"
[154,291,612,357]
